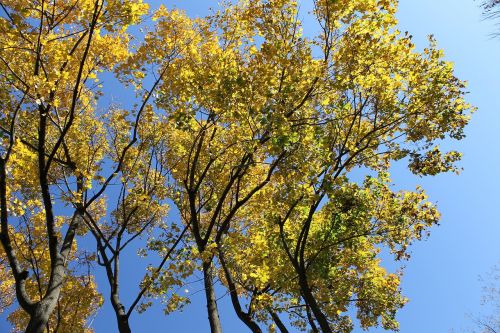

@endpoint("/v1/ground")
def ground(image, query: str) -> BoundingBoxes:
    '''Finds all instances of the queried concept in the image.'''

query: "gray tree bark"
[203,261,223,333]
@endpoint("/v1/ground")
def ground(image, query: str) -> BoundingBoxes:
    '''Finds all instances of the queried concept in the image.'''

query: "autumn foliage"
[0,0,473,332]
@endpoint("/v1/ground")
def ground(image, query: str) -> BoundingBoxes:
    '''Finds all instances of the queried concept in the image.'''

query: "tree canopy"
[482,0,500,36]
[0,0,473,332]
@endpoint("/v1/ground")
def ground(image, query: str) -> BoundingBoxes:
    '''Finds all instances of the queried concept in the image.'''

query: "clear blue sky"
[2,1,499,332]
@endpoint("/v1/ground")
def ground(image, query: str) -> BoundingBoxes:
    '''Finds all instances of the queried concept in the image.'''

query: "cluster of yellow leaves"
[0,256,15,314]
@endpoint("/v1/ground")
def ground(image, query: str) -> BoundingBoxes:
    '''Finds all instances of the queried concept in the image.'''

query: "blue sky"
[2,1,500,332]
[388,1,500,332]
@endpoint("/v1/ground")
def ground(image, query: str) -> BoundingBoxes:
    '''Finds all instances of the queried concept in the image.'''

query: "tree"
[481,0,500,35]
[482,0,500,18]
[467,264,500,333]
[0,0,159,332]
[0,0,473,333]
[134,0,471,332]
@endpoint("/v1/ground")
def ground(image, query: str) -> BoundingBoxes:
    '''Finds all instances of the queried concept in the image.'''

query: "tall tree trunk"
[24,215,80,333]
[25,300,53,333]
[219,249,262,333]
[298,275,332,333]
[203,261,223,333]
[115,313,132,333]
[111,292,132,333]
[268,309,289,333]
[24,261,65,333]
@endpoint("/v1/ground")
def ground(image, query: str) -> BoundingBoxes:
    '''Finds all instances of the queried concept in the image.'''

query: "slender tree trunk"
[115,313,132,333]
[110,293,132,333]
[219,249,262,333]
[24,263,64,333]
[304,301,319,333]
[234,307,262,333]
[268,309,289,333]
[203,261,223,333]
[24,215,80,333]
[298,275,332,333]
